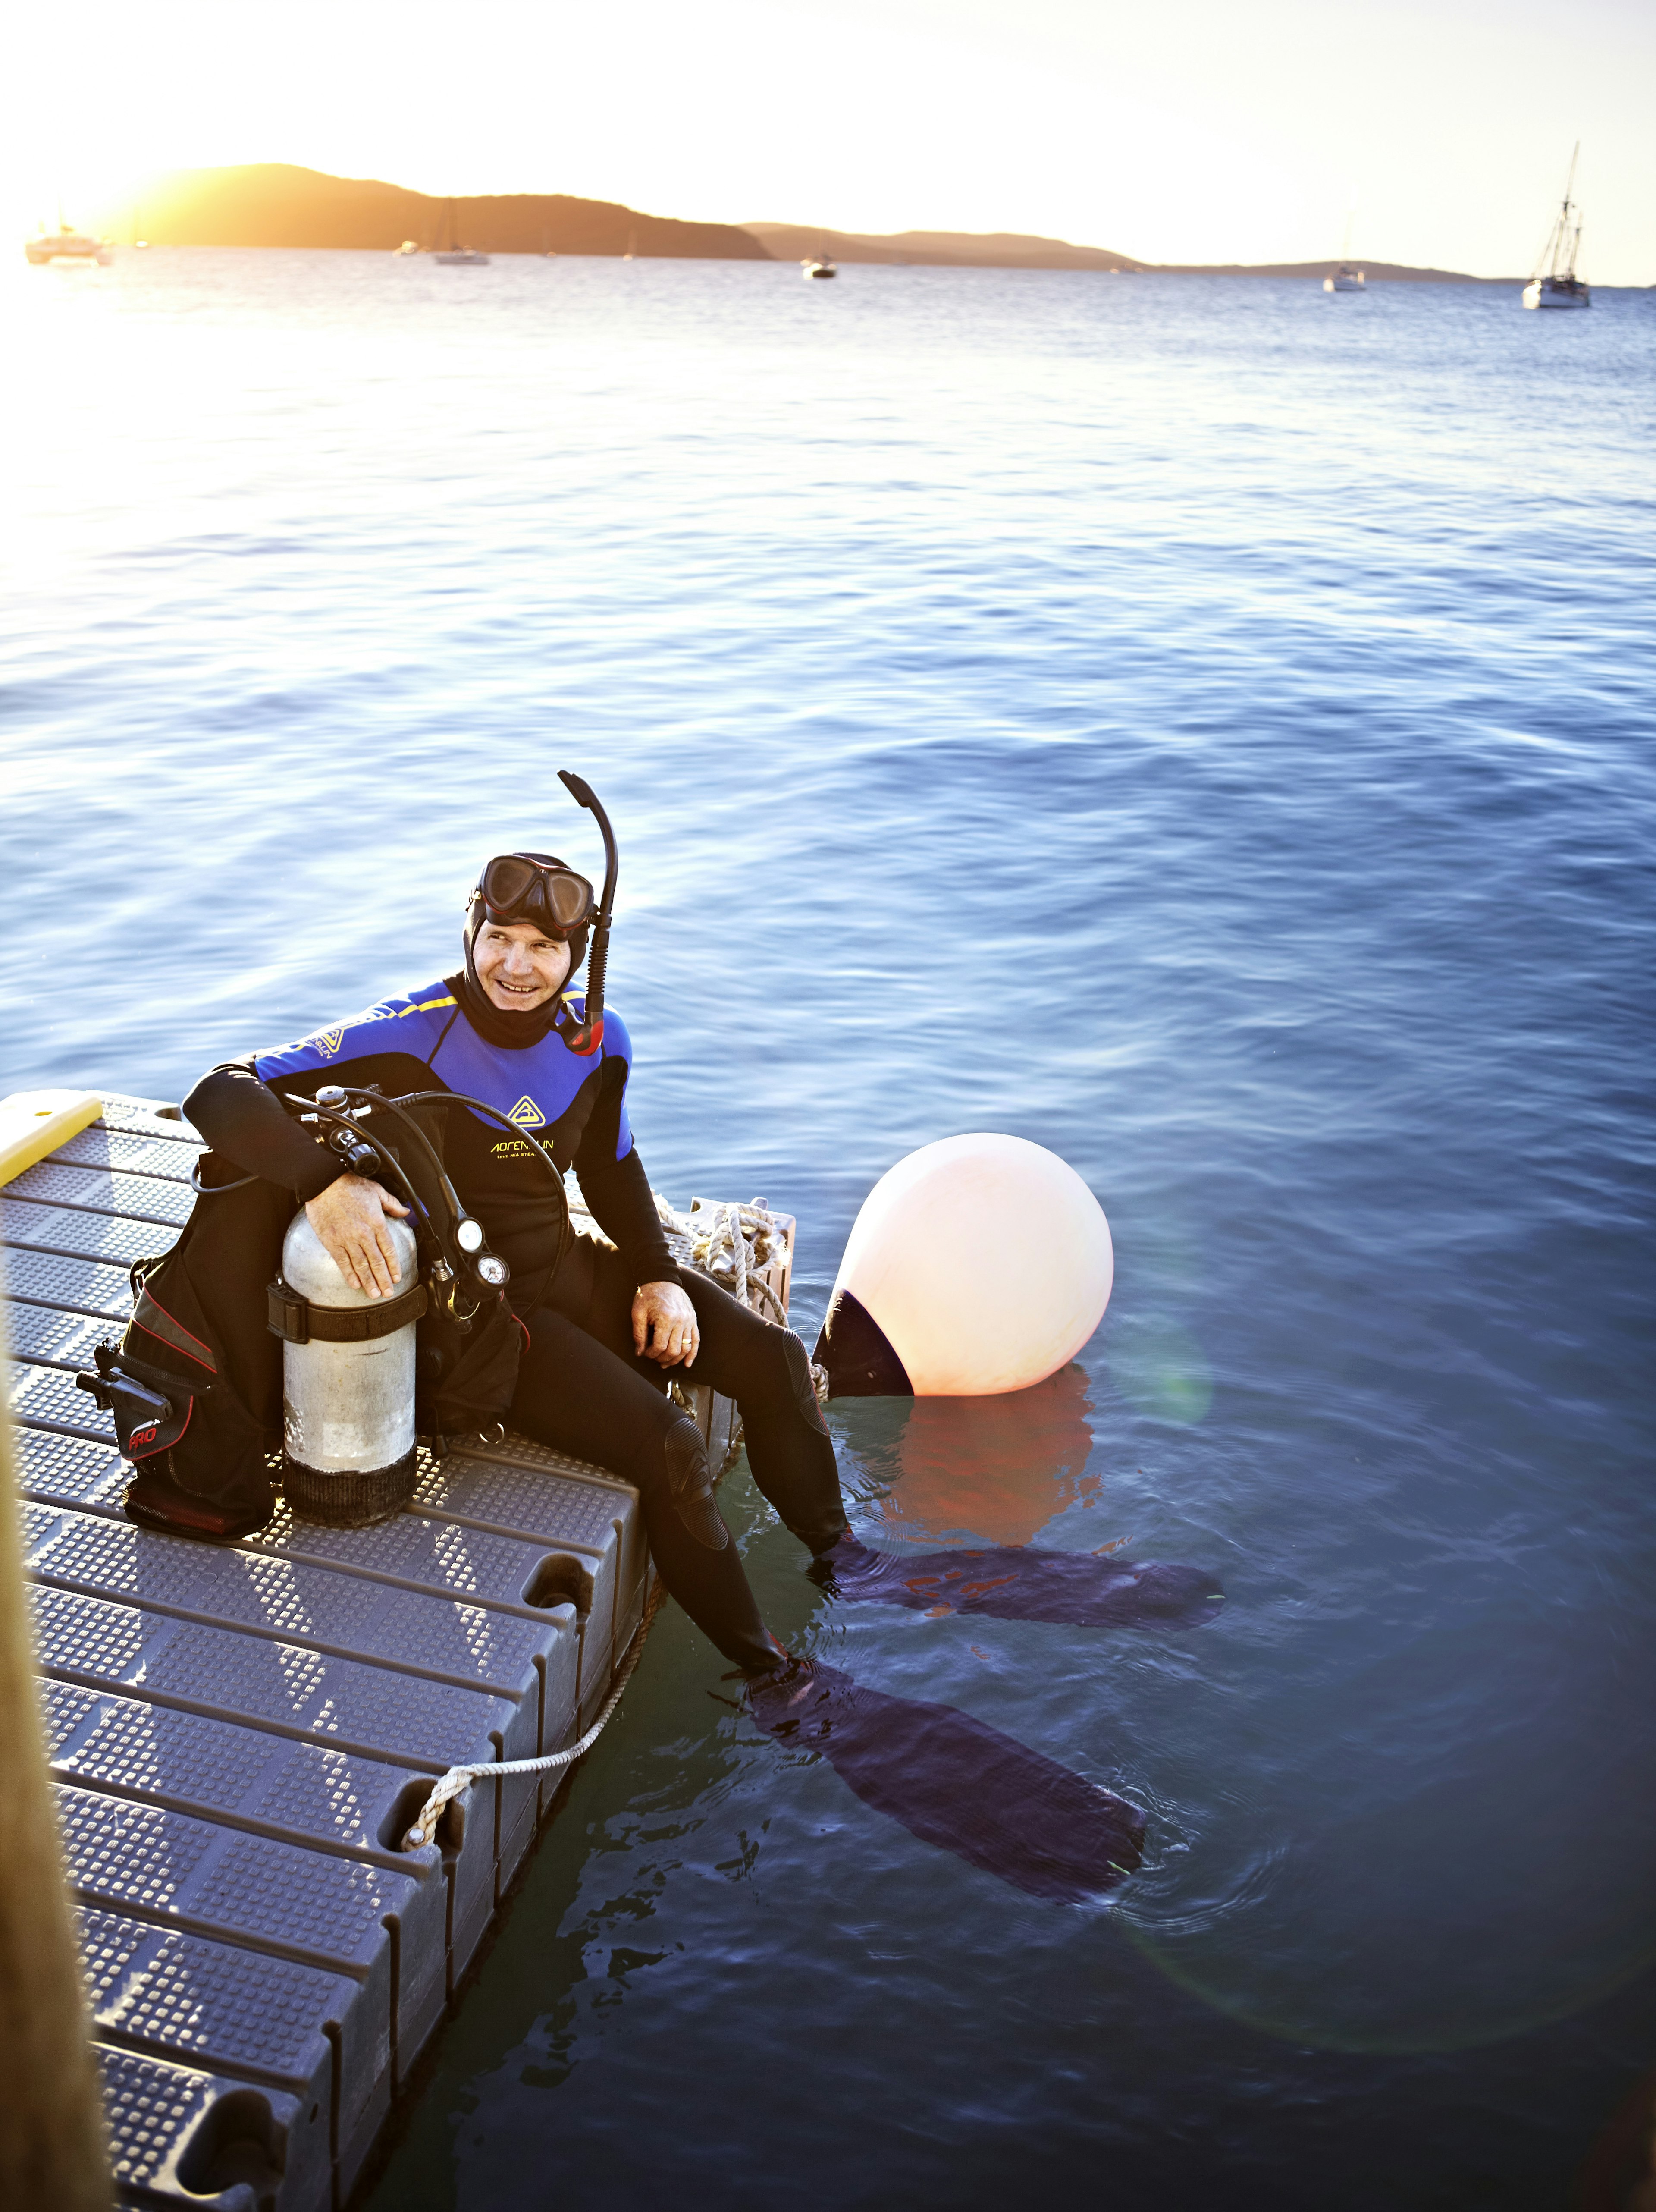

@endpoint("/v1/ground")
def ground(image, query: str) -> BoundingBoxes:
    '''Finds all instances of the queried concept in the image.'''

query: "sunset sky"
[7,0,1653,281]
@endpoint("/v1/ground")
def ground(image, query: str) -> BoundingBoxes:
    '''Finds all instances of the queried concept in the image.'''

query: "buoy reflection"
[875,1363,1099,1546]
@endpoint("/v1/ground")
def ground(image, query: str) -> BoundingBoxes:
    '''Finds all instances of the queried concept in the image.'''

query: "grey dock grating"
[1,1090,792,2212]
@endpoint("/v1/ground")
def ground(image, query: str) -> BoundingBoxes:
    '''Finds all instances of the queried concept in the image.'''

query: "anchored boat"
[433,198,489,267]
[1324,215,1364,293]
[25,222,110,267]
[1524,145,1590,309]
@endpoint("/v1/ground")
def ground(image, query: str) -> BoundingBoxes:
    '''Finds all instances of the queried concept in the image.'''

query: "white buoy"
[814,1134,1114,1396]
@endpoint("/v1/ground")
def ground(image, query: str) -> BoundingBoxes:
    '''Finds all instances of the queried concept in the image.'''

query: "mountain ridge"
[91,164,1501,281]
[102,162,767,261]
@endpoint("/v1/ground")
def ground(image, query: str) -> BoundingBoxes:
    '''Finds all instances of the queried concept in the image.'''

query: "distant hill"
[748,224,1490,281]
[1150,258,1495,283]
[107,163,769,260]
[91,165,1500,282]
[743,222,1145,271]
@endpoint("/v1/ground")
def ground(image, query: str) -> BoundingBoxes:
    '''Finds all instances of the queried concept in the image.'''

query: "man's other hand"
[633,1280,699,1367]
[305,1175,411,1297]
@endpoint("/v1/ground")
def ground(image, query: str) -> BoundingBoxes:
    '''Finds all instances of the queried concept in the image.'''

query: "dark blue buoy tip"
[812,1288,914,1398]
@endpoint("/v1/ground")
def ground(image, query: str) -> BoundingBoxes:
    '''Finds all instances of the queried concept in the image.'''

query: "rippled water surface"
[4,251,1655,2208]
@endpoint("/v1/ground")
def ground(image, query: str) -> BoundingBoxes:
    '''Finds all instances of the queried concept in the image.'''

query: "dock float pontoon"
[1,1091,791,2210]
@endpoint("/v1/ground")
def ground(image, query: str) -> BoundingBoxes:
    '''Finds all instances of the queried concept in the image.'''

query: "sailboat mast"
[1554,142,1579,279]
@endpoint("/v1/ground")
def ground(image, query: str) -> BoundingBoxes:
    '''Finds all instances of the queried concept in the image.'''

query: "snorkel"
[553,770,618,1057]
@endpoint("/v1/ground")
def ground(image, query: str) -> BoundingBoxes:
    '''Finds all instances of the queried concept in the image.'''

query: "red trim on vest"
[135,1291,217,1373]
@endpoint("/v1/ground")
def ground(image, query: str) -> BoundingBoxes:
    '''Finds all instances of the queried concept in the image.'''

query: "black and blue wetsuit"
[185,971,847,1672]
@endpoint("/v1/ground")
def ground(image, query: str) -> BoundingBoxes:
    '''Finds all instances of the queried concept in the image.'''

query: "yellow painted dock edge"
[0,1090,105,1189]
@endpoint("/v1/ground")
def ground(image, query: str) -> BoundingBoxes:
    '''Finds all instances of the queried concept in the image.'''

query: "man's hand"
[305,1175,411,1297]
[633,1280,699,1368]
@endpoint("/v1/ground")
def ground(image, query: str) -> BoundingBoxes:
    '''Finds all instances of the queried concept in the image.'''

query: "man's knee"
[776,1329,829,1435]
[662,1414,728,1551]
[720,1321,829,1434]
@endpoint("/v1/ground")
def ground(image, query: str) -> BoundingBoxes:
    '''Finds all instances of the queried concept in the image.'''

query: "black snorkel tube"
[555,769,618,1057]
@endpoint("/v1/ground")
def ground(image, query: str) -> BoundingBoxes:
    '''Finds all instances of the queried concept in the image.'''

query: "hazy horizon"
[7,0,1654,284]
[65,160,1536,276]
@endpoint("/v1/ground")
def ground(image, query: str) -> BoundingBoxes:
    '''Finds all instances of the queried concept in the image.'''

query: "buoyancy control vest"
[78,1086,546,1532]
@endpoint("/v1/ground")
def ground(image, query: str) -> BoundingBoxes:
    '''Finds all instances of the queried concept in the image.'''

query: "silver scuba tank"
[275,1208,424,1526]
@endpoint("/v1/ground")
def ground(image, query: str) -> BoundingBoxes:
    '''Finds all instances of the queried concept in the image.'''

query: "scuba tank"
[267,1080,559,1526]
[271,1208,424,1526]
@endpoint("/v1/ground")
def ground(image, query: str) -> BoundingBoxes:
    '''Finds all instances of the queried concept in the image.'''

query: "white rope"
[727,1201,749,1307]
[401,1578,667,1850]
[653,1193,790,1323]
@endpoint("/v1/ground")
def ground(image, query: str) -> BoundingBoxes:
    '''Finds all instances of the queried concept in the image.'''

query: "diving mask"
[478,853,597,937]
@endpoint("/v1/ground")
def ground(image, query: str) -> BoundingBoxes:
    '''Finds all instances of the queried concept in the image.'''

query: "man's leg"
[674,1273,850,1555]
[508,1294,781,1673]
[544,1236,848,1551]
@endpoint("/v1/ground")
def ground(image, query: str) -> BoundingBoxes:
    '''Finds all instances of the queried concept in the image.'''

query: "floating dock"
[2,1092,790,2210]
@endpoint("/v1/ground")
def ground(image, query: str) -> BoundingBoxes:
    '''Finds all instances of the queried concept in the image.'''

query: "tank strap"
[266,1276,428,1345]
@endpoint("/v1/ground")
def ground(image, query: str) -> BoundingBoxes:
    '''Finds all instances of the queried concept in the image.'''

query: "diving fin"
[809,1535,1224,1629]
[746,1660,1144,1903]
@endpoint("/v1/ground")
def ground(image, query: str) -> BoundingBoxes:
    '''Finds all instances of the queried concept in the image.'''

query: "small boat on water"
[393,239,421,256]
[1323,215,1364,292]
[432,198,489,266]
[25,222,110,267]
[803,252,837,280]
[1524,145,1590,309]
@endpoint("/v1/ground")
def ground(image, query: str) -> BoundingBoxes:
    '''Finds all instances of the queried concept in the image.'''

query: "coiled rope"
[403,1577,668,1849]
[655,1194,790,1323]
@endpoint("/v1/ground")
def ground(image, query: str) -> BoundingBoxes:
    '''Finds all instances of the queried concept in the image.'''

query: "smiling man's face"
[472,920,572,1012]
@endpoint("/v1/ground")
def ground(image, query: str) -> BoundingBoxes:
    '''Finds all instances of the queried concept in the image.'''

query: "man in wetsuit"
[177,849,847,1675]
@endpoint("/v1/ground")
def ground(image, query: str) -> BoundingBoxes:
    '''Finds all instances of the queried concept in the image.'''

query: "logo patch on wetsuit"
[508,1095,546,1129]
[312,1026,345,1059]
[490,1137,539,1160]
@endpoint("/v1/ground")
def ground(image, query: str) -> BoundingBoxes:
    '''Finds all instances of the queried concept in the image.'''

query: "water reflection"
[869,1364,1099,1546]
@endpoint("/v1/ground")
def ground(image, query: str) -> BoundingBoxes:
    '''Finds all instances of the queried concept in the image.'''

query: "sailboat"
[24,206,111,266]
[433,198,489,267]
[1324,214,1364,292]
[1524,147,1590,309]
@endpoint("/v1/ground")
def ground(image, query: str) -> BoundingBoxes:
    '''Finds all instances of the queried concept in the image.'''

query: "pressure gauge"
[477,1254,510,1288]
[455,1218,484,1253]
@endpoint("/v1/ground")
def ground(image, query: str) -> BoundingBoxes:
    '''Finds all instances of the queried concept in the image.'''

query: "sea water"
[3,250,1653,2209]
